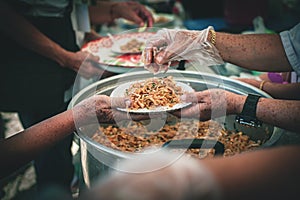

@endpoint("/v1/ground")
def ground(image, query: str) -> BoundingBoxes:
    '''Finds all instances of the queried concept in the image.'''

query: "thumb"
[111,97,130,108]
[86,53,100,63]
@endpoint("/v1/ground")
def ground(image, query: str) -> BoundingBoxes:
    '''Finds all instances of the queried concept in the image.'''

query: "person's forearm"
[230,94,300,132]
[215,32,292,72]
[0,109,75,178]
[0,1,69,66]
[202,145,300,200]
[262,82,300,100]
[256,98,300,132]
[89,1,115,24]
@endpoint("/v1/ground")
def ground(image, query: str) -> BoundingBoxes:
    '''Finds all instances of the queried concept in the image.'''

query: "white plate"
[111,38,146,54]
[153,13,175,27]
[81,32,155,74]
[110,80,194,113]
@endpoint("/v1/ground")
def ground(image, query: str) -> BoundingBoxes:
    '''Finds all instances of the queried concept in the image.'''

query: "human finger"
[154,41,191,65]
[142,43,167,66]
[83,54,116,79]
[122,2,152,27]
[144,62,159,73]
[86,52,100,63]
[79,63,104,79]
[136,4,154,27]
[142,47,154,65]
[110,97,130,108]
[154,49,176,65]
[113,111,152,122]
[171,103,201,119]
[180,92,201,103]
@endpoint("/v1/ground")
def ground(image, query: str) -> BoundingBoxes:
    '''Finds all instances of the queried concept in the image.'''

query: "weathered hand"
[73,95,150,127]
[172,89,243,121]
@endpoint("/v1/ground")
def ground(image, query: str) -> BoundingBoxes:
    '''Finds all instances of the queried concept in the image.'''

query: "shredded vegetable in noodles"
[126,76,184,110]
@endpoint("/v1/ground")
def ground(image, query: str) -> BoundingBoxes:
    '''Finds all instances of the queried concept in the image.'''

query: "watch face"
[224,115,273,143]
[233,115,271,142]
[235,115,262,128]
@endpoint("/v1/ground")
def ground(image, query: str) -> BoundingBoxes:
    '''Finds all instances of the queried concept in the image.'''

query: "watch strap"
[236,94,262,127]
[240,94,261,117]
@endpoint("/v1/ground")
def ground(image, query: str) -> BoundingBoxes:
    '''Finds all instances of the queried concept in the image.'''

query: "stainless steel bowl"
[68,70,284,188]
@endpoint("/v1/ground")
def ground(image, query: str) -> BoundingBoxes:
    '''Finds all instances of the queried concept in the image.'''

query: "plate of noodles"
[110,76,194,113]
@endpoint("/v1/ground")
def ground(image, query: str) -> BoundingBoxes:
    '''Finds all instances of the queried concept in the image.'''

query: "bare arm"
[229,92,300,132]
[203,145,300,200]
[255,97,300,131]
[177,90,300,132]
[215,32,293,72]
[0,95,149,178]
[260,82,300,99]
[236,78,300,100]
[0,1,104,78]
[0,109,75,179]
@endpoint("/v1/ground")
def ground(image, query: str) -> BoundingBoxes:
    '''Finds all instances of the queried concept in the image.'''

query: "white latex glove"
[84,149,222,200]
[142,26,224,74]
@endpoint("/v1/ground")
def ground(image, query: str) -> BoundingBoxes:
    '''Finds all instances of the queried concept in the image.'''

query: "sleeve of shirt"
[280,23,300,76]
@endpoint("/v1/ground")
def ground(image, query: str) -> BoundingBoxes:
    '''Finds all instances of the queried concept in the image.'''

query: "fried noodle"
[126,76,184,110]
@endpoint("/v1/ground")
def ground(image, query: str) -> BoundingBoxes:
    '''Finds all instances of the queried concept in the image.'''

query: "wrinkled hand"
[112,1,154,27]
[172,89,243,121]
[83,149,221,200]
[72,95,150,127]
[142,27,223,74]
[62,50,114,79]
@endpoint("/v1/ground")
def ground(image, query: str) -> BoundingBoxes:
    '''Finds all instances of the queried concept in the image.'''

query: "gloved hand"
[142,26,224,74]
[84,149,222,200]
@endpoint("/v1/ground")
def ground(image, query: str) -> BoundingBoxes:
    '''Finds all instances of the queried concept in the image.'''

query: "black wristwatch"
[235,94,262,128]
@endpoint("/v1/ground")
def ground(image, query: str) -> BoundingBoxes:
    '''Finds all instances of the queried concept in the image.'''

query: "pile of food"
[120,39,145,53]
[154,15,170,24]
[125,76,184,110]
[91,119,263,158]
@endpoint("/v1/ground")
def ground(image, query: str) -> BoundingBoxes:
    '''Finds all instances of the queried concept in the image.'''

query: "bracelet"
[209,29,216,45]
[259,80,267,91]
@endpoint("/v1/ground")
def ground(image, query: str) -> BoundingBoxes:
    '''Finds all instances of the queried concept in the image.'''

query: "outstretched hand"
[172,89,243,121]
[73,95,151,126]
